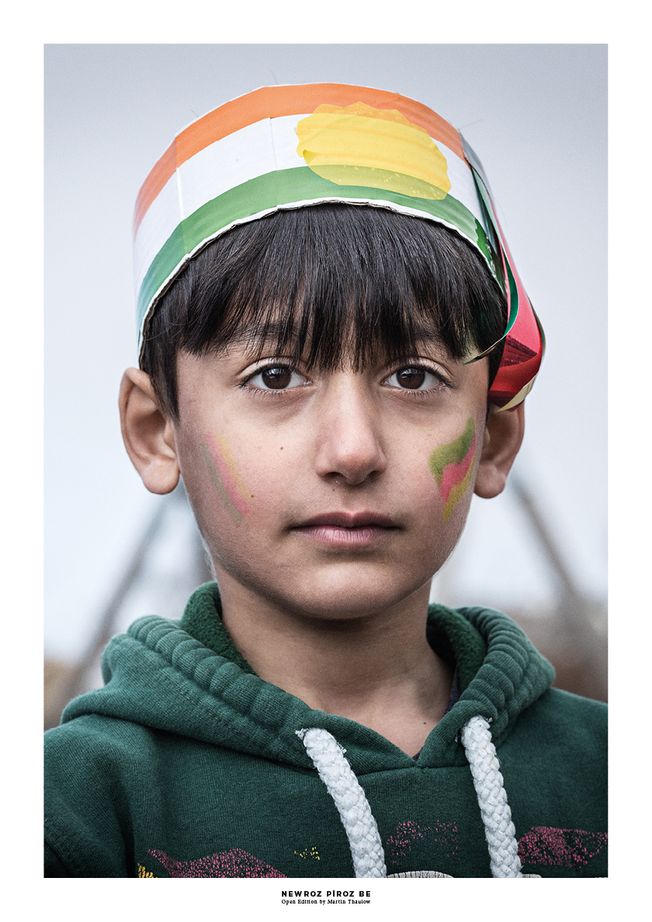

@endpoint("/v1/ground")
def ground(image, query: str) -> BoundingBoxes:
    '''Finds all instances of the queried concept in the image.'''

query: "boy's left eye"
[384,366,443,391]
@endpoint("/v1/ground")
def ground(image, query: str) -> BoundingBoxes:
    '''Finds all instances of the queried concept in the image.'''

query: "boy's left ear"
[474,403,525,499]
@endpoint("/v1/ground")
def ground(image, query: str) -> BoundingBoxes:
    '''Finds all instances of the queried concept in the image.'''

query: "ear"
[474,402,525,499]
[118,368,180,494]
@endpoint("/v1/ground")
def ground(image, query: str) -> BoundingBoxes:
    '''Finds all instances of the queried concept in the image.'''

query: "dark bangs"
[141,204,506,418]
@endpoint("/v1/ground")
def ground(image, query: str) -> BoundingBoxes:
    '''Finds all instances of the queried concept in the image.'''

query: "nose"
[313,374,387,486]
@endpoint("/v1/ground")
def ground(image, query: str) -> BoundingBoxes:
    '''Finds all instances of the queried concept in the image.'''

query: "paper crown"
[133,83,544,409]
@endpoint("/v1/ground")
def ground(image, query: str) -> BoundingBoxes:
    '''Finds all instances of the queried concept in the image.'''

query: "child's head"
[119,83,543,620]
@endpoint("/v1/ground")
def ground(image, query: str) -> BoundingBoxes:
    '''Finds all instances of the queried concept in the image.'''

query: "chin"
[273,569,432,623]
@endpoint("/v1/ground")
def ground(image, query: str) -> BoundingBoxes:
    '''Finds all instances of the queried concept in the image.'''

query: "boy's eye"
[247,364,307,390]
[384,366,443,391]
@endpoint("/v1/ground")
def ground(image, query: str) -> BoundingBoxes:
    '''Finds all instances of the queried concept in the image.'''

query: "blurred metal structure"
[44,485,211,729]
[507,473,607,702]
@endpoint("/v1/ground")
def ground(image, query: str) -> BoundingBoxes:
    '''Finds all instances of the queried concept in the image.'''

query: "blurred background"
[44,44,607,728]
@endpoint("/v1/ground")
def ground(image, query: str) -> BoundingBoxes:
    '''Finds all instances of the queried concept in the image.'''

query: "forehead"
[215,318,458,364]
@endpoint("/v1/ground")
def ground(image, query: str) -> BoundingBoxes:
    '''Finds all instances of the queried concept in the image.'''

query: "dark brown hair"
[141,204,506,418]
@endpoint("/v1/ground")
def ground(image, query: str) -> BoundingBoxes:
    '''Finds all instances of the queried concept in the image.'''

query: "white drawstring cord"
[296,728,387,877]
[298,718,530,878]
[460,715,523,877]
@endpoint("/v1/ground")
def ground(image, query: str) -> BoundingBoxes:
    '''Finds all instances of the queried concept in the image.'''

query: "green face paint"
[428,418,477,520]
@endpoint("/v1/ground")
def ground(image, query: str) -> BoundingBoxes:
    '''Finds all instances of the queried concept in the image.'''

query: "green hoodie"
[44,582,607,878]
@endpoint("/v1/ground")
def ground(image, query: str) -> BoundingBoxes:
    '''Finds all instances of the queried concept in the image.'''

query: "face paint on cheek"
[200,434,252,523]
[428,418,477,521]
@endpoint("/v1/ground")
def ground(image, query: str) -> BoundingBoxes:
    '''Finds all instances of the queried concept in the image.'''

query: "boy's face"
[157,333,516,622]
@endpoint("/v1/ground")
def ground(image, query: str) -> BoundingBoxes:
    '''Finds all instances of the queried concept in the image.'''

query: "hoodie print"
[518,827,608,871]
[144,819,459,878]
[385,819,460,863]
[293,845,321,863]
[148,847,287,878]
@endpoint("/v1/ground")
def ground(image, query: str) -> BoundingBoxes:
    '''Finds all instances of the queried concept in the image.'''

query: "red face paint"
[428,418,477,520]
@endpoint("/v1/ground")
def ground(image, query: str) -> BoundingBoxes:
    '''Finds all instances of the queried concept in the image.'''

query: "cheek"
[198,434,254,524]
[184,433,267,573]
[427,418,478,521]
[196,432,292,530]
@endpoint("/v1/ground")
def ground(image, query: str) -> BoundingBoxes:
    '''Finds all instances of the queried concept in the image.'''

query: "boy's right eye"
[244,364,308,391]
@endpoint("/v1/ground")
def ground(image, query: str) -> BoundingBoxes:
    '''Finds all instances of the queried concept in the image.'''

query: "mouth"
[291,511,400,549]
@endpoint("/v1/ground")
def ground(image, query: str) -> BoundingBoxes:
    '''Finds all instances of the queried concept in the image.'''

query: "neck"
[213,570,453,739]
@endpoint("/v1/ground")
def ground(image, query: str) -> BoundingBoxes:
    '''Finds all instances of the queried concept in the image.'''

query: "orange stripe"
[134,83,465,230]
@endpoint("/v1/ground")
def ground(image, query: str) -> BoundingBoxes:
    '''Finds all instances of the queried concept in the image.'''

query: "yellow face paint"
[201,435,252,523]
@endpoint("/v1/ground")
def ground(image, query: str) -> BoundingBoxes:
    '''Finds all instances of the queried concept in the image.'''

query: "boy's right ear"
[118,368,180,494]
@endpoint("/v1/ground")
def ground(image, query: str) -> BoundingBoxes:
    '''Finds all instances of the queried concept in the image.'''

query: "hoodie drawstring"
[459,716,523,877]
[297,716,525,878]
[296,728,387,877]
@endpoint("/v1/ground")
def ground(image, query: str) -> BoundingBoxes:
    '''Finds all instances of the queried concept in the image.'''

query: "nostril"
[318,447,387,486]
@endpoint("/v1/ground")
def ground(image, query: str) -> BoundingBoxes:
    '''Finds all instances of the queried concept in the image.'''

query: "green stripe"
[504,259,519,336]
[469,165,519,337]
[136,167,495,334]
[428,418,476,483]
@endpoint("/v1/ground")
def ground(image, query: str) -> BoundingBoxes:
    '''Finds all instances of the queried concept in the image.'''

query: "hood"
[62,582,554,877]
[63,582,553,771]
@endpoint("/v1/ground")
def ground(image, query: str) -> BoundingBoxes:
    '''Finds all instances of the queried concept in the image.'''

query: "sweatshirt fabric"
[44,582,607,878]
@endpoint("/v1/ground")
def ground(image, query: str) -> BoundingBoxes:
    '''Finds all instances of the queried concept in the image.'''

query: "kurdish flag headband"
[134,83,544,409]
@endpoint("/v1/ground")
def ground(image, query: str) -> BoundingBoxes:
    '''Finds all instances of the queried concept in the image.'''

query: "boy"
[44,83,606,878]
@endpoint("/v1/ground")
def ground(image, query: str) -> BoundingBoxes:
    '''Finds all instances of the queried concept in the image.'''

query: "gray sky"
[45,44,606,659]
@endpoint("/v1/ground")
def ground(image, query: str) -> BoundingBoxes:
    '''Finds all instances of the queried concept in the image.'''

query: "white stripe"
[134,114,310,293]
[442,145,485,222]
[178,115,305,223]
[133,171,181,297]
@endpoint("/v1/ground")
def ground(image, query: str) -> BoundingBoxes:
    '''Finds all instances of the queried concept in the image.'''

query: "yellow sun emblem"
[296,101,451,201]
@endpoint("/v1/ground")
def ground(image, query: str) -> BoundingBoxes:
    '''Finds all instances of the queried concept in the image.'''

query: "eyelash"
[384,366,450,397]
[239,362,451,399]
[239,364,309,400]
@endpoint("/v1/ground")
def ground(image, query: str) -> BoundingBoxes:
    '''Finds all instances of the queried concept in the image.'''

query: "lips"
[295,511,398,529]
[291,511,399,548]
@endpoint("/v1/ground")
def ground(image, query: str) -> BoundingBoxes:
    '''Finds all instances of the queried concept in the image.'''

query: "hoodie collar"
[179,581,486,690]
[64,582,553,775]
